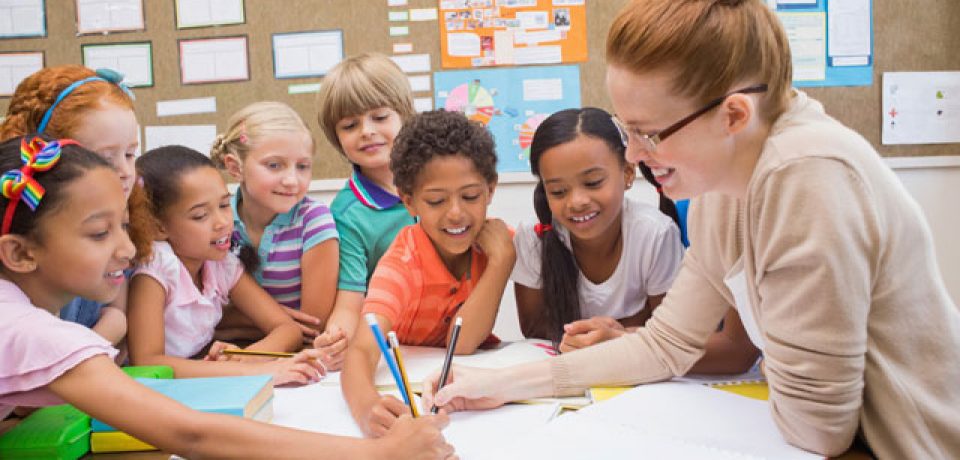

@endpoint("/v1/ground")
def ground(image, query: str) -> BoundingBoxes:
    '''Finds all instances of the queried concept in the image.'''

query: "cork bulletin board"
[1,0,957,182]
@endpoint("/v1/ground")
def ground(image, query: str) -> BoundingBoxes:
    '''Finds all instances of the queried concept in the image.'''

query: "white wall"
[308,158,960,341]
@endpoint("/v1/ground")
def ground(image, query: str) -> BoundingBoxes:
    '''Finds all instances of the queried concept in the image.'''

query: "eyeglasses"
[611,84,768,155]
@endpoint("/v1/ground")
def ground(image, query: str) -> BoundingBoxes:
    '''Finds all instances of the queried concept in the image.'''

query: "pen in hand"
[431,316,462,414]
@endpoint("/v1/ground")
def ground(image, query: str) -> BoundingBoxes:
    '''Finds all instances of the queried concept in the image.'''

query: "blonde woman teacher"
[422,1,960,458]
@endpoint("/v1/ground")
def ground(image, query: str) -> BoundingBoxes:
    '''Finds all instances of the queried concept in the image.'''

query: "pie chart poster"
[434,65,581,173]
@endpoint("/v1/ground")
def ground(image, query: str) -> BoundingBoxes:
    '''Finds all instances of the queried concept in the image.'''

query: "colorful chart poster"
[438,0,587,69]
[434,65,580,172]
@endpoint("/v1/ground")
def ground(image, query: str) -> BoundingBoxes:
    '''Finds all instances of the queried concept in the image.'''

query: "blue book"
[91,375,273,432]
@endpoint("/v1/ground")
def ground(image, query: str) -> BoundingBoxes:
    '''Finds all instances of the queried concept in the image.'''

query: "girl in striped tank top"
[211,102,344,369]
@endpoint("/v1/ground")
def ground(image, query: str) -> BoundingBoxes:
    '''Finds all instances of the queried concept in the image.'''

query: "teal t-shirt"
[331,168,415,292]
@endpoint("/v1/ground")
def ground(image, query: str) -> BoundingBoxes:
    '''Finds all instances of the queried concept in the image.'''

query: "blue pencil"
[364,313,411,407]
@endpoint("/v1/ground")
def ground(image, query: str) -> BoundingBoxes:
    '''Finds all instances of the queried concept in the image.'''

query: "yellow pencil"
[387,331,419,417]
[222,349,295,358]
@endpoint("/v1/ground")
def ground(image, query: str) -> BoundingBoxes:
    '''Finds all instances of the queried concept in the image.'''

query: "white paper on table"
[495,411,746,460]
[156,97,216,117]
[574,382,820,459]
[408,74,431,92]
[144,125,217,156]
[513,45,562,65]
[882,71,960,145]
[272,30,343,79]
[179,37,248,84]
[0,0,44,37]
[321,340,555,389]
[82,42,152,87]
[522,78,563,101]
[272,384,559,459]
[0,52,42,96]
[390,53,431,73]
[175,0,243,28]
[76,0,143,33]
[777,12,825,81]
[447,33,481,57]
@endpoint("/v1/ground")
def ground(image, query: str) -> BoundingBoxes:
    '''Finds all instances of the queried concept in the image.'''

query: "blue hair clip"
[36,68,135,134]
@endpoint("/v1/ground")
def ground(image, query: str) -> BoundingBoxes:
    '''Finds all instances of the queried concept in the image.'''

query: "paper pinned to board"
[144,125,217,157]
[0,52,43,96]
[882,71,960,145]
[0,0,45,37]
[82,42,152,87]
[175,0,243,28]
[76,0,144,33]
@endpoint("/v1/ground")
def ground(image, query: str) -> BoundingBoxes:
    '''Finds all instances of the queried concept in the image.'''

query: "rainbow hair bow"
[1,137,78,235]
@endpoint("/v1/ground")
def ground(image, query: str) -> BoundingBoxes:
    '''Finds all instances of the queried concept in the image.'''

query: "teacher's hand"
[559,316,626,353]
[421,365,508,414]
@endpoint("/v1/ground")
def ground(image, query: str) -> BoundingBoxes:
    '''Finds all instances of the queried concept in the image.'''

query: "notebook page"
[271,384,559,459]
[576,382,822,459]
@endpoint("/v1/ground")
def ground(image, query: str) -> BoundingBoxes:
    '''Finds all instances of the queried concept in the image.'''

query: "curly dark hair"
[391,110,497,195]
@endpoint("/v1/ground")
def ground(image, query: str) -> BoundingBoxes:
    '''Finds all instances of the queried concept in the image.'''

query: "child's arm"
[448,218,515,355]
[341,314,410,438]
[299,239,340,330]
[312,289,364,371]
[686,308,761,374]
[48,354,453,459]
[229,272,306,354]
[514,284,553,339]
[127,274,321,384]
[90,280,129,345]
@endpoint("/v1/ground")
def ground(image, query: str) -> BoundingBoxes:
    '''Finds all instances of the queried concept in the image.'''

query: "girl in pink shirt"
[127,145,323,384]
[0,135,453,458]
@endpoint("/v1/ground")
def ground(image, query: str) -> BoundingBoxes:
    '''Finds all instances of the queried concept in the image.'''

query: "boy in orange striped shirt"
[341,110,514,438]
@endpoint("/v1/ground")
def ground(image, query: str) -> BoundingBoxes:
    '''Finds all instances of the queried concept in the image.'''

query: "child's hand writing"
[375,413,456,460]
[559,316,627,353]
[473,218,515,266]
[360,394,410,438]
[313,325,348,371]
[421,365,507,414]
[204,340,240,361]
[282,306,322,339]
[266,348,326,386]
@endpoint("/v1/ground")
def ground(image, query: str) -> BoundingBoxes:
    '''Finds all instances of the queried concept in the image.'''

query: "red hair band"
[534,223,553,237]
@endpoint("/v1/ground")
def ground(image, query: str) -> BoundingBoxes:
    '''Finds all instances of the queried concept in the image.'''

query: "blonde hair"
[315,53,415,155]
[210,101,313,168]
[606,0,792,122]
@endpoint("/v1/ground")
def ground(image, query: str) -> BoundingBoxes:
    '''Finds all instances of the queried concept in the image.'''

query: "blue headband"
[36,68,136,134]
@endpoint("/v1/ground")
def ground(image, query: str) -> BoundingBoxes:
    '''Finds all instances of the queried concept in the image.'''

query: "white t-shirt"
[511,197,683,320]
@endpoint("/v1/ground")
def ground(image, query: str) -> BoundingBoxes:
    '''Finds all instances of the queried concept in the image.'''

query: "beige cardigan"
[550,91,960,458]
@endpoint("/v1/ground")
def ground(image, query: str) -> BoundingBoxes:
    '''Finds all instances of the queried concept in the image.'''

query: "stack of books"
[90,375,274,453]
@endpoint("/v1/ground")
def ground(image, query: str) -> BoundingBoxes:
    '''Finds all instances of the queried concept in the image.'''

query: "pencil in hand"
[388,331,419,417]
[431,316,462,414]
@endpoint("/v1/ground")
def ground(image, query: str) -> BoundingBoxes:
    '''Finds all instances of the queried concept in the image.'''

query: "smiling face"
[539,134,634,245]
[607,64,741,200]
[236,131,313,216]
[335,107,403,177]
[157,166,233,277]
[28,167,135,310]
[401,155,494,272]
[71,102,139,198]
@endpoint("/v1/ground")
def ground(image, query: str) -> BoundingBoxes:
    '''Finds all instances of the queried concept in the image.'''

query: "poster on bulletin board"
[773,0,873,87]
[434,65,580,172]
[438,0,587,69]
